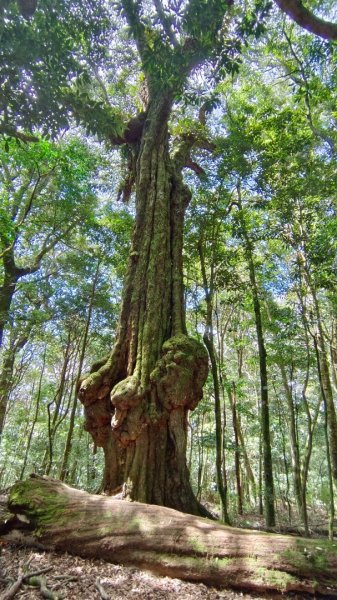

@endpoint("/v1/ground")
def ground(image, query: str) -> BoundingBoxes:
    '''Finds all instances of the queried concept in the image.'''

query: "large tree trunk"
[2,475,337,596]
[0,254,19,349]
[79,93,208,515]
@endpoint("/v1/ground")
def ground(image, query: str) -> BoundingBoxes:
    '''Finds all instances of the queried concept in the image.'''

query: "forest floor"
[1,497,333,600]
[0,541,321,600]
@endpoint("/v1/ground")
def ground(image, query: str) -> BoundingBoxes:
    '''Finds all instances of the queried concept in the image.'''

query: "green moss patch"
[255,567,299,591]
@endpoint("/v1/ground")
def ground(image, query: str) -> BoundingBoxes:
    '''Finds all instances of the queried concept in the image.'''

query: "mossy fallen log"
[2,475,337,596]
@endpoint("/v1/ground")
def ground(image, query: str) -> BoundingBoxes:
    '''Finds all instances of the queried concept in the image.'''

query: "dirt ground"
[0,541,320,600]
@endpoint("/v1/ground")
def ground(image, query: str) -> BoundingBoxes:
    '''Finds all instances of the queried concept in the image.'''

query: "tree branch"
[184,157,206,176]
[153,0,178,46]
[282,29,336,154]
[121,0,148,61]
[1,565,52,600]
[274,0,337,40]
[0,124,39,143]
[15,222,76,279]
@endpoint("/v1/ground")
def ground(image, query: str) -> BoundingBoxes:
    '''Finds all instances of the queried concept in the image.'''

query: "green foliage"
[0,136,98,265]
[0,0,112,134]
[66,87,126,141]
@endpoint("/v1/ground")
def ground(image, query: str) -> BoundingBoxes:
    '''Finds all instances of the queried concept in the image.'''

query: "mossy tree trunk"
[79,91,208,515]
[3,476,337,596]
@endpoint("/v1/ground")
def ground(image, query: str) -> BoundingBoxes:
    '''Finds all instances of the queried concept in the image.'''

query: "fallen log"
[1,475,337,596]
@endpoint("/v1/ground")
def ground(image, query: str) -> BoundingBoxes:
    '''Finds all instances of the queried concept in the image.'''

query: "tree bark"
[3,475,337,596]
[79,93,208,515]
[273,0,337,40]
[0,251,19,349]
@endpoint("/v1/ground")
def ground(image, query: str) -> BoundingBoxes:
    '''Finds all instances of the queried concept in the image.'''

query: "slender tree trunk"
[20,348,47,480]
[42,334,73,475]
[297,248,337,539]
[0,329,29,436]
[311,289,337,485]
[293,212,337,486]
[203,333,230,522]
[68,425,85,485]
[198,237,230,523]
[258,424,263,516]
[279,363,303,517]
[274,388,292,522]
[79,93,209,515]
[234,344,257,501]
[196,410,206,500]
[314,335,335,540]
[237,187,275,527]
[301,387,320,537]
[295,279,321,536]
[330,320,337,391]
[249,264,275,526]
[60,260,101,481]
[219,354,256,503]
[231,381,243,515]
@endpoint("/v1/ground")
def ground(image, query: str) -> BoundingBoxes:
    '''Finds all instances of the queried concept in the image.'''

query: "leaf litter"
[0,542,314,600]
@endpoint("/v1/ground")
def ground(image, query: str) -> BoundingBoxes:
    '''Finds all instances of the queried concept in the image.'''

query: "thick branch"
[0,124,39,143]
[184,158,206,176]
[121,0,148,61]
[1,566,53,600]
[13,222,76,279]
[173,132,215,173]
[153,0,178,46]
[274,0,337,40]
